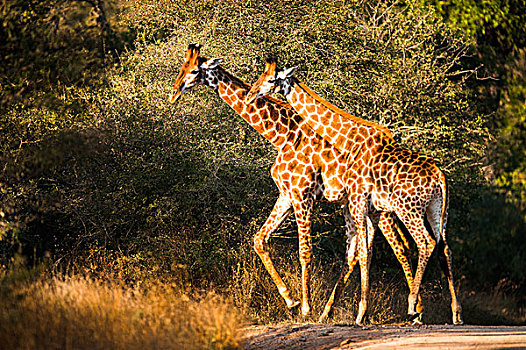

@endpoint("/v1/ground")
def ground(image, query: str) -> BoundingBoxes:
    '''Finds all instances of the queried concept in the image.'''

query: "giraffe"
[168,45,416,321]
[169,44,348,317]
[246,58,463,326]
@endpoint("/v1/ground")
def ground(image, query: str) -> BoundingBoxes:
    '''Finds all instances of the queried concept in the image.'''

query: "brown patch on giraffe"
[330,117,342,131]
[326,164,338,176]
[223,94,232,105]
[245,104,257,115]
[298,176,311,189]
[233,100,244,111]
[282,151,295,162]
[366,137,375,149]
[255,97,265,109]
[275,121,287,134]
[299,92,306,104]
[320,149,332,160]
[280,171,291,182]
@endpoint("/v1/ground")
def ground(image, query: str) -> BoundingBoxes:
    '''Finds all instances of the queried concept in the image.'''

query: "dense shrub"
[1,0,523,323]
[115,0,490,281]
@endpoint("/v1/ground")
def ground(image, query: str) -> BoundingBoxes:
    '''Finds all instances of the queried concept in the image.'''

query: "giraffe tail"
[438,169,449,242]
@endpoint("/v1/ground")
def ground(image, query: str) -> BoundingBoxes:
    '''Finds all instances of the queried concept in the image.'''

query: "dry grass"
[5,246,519,350]
[229,247,524,326]
[461,285,526,325]
[0,274,244,350]
[1,252,522,350]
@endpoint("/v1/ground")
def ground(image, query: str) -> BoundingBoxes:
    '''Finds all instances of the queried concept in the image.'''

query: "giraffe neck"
[205,66,292,148]
[281,77,393,154]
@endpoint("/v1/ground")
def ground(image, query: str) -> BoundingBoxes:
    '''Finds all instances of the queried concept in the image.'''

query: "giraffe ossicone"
[247,57,463,326]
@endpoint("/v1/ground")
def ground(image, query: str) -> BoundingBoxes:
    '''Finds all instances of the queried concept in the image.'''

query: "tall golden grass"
[1,248,523,350]
[0,274,243,350]
[230,246,526,326]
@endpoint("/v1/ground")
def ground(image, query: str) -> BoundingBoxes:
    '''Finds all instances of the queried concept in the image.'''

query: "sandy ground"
[242,323,526,349]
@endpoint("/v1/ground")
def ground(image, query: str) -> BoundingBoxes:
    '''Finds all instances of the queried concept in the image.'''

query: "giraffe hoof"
[319,305,335,323]
[407,312,421,323]
[411,317,423,326]
[453,314,464,326]
[318,312,330,323]
[355,315,368,327]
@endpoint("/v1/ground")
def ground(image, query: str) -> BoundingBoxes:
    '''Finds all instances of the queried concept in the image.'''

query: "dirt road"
[242,323,526,349]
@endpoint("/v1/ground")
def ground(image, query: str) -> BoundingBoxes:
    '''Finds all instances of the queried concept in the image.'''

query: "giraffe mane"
[296,81,393,139]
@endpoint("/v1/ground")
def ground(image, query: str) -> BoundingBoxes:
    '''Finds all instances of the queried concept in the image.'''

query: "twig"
[447,64,499,81]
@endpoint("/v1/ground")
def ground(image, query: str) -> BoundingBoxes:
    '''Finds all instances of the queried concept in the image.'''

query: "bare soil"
[242,323,526,349]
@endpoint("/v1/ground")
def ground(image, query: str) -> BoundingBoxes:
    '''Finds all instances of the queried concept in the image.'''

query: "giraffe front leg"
[299,238,312,317]
[253,194,299,309]
[356,214,374,326]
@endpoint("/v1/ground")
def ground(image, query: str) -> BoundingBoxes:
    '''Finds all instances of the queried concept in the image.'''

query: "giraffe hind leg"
[253,194,300,309]
[319,203,358,322]
[356,215,374,326]
[437,240,463,324]
[319,204,377,323]
[397,212,436,322]
[426,196,463,325]
[346,198,374,327]
[377,213,424,324]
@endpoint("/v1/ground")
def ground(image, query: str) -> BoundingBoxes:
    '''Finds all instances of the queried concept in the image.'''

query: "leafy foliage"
[0,0,127,108]
[426,0,526,50]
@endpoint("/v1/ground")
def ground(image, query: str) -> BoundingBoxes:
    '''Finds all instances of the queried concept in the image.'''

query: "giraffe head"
[246,57,297,103]
[169,44,223,103]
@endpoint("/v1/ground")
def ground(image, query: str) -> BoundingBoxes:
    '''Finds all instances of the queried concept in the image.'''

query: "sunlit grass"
[1,252,523,350]
[0,273,243,350]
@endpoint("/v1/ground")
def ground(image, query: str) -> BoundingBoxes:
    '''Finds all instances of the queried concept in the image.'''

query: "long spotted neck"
[279,76,394,155]
[204,66,292,148]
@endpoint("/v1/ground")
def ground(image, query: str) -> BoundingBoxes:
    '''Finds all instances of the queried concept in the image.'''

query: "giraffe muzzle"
[169,81,187,104]
[169,92,181,104]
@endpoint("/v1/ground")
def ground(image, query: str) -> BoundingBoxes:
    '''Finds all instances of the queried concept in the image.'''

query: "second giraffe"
[246,57,463,326]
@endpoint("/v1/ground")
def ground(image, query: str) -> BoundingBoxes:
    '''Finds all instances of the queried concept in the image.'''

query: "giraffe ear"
[277,66,298,80]
[201,57,223,69]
